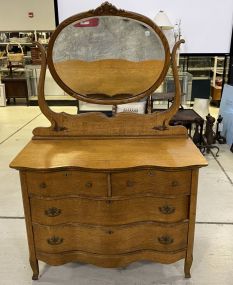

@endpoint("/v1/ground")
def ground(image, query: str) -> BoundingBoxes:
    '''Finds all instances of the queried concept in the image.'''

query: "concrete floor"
[0,105,233,285]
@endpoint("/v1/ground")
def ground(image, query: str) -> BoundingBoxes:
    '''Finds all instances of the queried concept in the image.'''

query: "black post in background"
[54,0,59,27]
[228,26,233,85]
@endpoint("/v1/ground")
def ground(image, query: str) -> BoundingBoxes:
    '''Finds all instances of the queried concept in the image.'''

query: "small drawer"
[26,170,107,197]
[30,196,189,226]
[111,170,191,196]
[33,222,188,255]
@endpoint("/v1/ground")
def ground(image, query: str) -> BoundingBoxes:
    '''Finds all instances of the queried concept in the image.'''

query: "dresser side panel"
[185,169,199,278]
[19,171,39,279]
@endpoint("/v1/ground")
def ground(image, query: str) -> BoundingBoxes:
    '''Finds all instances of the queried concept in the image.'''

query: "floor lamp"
[154,11,182,66]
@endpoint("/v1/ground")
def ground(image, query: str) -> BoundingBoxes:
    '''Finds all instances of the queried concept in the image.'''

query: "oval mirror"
[48,12,170,104]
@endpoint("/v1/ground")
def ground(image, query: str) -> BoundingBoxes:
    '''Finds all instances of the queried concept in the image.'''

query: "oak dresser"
[10,2,207,280]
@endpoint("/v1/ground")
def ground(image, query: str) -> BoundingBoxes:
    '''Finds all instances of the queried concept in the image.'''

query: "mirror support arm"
[171,39,185,110]
[163,39,185,127]
[33,42,57,132]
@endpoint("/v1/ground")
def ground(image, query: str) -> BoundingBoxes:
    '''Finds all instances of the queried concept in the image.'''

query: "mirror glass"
[52,16,165,100]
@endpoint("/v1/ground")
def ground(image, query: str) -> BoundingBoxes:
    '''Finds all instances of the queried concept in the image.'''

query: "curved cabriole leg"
[184,254,193,278]
[30,258,39,280]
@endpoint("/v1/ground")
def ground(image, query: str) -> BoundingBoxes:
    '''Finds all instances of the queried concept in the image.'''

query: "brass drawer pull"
[159,205,175,215]
[107,230,114,235]
[85,182,93,188]
[148,170,155,176]
[45,207,61,217]
[47,236,63,245]
[39,182,47,189]
[171,181,179,187]
[158,235,174,245]
[126,180,135,187]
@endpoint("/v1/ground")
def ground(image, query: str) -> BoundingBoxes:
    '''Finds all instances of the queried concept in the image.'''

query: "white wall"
[57,0,233,54]
[0,0,55,31]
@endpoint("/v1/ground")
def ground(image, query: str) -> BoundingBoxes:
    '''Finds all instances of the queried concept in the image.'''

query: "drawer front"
[33,222,188,254]
[30,196,189,226]
[111,170,191,196]
[26,170,108,197]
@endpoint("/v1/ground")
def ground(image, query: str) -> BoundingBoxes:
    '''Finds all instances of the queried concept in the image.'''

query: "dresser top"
[10,138,207,171]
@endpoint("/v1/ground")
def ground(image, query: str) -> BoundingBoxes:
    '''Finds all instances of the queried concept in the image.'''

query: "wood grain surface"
[26,170,108,197]
[37,249,186,267]
[30,196,189,225]
[111,169,191,196]
[10,138,207,170]
[33,222,188,254]
[19,172,39,280]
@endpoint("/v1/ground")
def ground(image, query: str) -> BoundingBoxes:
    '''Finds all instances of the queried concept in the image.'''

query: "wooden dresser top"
[10,138,207,171]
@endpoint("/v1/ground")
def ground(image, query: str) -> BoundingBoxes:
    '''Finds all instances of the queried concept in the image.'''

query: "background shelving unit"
[179,54,230,105]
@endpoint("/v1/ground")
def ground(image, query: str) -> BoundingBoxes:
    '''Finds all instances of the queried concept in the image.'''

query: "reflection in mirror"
[52,16,165,99]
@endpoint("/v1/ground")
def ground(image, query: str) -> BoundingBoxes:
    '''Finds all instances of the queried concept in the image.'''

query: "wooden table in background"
[2,74,29,105]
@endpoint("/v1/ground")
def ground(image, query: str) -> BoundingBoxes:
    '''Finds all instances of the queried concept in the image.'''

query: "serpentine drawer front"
[26,171,108,197]
[27,169,191,198]
[30,195,189,225]
[111,170,191,196]
[28,168,191,268]
[27,167,192,270]
[33,222,189,254]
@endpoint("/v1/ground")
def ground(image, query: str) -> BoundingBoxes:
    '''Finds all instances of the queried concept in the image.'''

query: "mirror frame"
[47,1,171,105]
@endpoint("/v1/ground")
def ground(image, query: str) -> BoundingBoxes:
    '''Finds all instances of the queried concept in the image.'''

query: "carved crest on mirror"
[89,1,125,15]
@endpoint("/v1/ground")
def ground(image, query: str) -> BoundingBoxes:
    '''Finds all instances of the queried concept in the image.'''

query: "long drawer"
[111,169,191,196]
[26,170,108,197]
[33,222,188,254]
[30,196,189,226]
